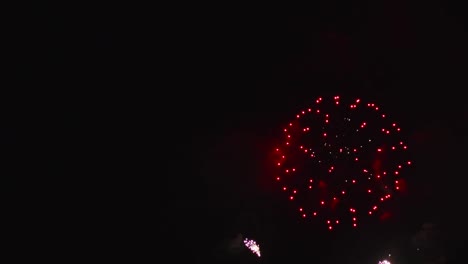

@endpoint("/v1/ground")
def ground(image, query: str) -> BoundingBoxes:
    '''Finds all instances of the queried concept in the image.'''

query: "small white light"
[243,238,261,257]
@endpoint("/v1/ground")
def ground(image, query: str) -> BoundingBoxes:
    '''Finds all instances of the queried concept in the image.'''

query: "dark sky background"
[16,1,467,263]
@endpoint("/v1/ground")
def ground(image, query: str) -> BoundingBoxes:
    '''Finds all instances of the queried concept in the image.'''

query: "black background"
[12,2,467,263]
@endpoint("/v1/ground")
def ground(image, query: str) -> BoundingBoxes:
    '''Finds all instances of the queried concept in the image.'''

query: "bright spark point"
[243,238,261,257]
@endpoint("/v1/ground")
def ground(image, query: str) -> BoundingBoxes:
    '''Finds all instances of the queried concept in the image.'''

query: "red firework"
[274,96,412,230]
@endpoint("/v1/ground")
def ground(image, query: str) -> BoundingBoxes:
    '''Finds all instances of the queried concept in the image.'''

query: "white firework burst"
[243,238,261,257]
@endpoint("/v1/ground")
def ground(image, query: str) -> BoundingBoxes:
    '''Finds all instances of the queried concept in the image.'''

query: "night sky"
[20,2,468,263]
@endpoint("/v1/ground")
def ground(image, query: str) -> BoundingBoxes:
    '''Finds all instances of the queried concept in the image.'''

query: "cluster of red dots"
[274,96,412,230]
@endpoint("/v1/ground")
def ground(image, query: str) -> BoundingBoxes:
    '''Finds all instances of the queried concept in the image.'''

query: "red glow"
[274,95,412,230]
[380,211,391,221]
[318,180,327,188]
